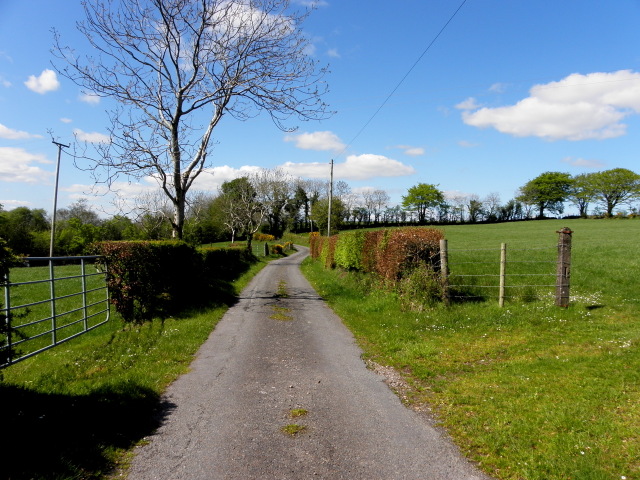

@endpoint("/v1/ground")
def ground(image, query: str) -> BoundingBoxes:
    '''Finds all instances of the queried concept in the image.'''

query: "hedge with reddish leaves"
[311,227,444,281]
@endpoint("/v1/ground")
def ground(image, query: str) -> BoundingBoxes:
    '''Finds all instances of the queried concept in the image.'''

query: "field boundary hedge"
[92,241,256,323]
[311,227,443,275]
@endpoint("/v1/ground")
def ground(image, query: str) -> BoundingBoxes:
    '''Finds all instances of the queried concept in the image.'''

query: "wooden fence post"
[439,239,450,306]
[499,243,507,307]
[555,228,573,307]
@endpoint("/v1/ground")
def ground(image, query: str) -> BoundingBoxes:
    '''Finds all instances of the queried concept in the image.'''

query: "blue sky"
[2,0,640,216]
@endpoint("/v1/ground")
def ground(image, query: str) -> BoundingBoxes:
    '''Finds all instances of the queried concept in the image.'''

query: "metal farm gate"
[1,256,110,368]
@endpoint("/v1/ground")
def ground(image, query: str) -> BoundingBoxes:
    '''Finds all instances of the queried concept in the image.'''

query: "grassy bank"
[0,258,270,479]
[301,219,640,480]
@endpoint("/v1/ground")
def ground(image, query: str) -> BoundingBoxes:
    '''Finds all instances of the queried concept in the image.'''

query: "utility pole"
[327,159,334,236]
[49,140,69,257]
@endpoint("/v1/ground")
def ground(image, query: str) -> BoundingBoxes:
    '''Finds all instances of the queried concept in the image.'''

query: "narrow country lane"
[127,246,492,480]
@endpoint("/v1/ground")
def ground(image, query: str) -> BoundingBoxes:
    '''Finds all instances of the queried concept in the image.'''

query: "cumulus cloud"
[461,70,640,141]
[561,156,605,169]
[79,92,101,105]
[60,117,73,124]
[0,147,52,183]
[0,123,42,140]
[284,130,346,152]
[74,128,110,144]
[24,69,60,94]
[281,153,416,181]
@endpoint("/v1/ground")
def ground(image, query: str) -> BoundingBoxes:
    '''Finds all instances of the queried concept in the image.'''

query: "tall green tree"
[517,172,573,219]
[310,197,345,235]
[0,207,50,256]
[401,183,444,223]
[568,173,597,218]
[588,168,640,217]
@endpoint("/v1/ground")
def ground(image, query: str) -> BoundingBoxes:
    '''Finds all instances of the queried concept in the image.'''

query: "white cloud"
[489,82,507,93]
[293,0,329,6]
[395,145,424,156]
[455,97,481,110]
[458,140,479,148]
[74,128,110,144]
[24,69,60,94]
[561,156,605,169]
[0,75,11,88]
[0,199,33,208]
[281,153,416,181]
[0,147,52,183]
[461,70,640,141]
[284,130,346,152]
[60,117,73,124]
[0,123,42,140]
[79,92,101,105]
[191,165,263,191]
[327,48,340,58]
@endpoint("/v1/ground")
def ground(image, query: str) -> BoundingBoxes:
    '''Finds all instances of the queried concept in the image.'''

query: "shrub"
[254,233,276,242]
[92,241,202,323]
[319,235,338,269]
[374,227,444,281]
[0,238,21,364]
[395,264,444,311]
[92,241,257,324]
[270,244,285,255]
[309,232,322,259]
[200,246,255,282]
[334,230,366,271]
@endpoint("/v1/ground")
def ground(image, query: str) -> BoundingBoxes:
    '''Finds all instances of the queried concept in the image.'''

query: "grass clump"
[301,219,640,480]
[289,408,308,418]
[281,424,307,436]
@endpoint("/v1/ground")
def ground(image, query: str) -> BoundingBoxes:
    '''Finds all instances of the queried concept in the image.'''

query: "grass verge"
[301,219,640,480]
[0,257,269,480]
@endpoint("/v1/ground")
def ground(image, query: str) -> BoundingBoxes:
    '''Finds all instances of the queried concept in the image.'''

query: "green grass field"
[301,219,640,480]
[3,261,110,365]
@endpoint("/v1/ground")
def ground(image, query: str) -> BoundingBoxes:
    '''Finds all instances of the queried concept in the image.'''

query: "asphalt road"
[127,246,492,480]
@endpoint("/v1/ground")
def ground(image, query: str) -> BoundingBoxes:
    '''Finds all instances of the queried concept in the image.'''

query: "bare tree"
[370,189,390,223]
[53,0,330,239]
[483,192,502,221]
[249,167,294,237]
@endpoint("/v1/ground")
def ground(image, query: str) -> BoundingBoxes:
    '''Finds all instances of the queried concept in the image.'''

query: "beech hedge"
[310,227,445,292]
[92,241,256,323]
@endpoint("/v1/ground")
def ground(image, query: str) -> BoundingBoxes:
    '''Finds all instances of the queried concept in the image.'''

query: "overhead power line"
[335,0,469,160]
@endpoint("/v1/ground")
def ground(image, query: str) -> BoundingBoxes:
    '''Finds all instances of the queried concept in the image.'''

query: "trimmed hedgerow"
[334,230,367,271]
[92,241,256,323]
[310,227,446,308]
[374,227,444,281]
[200,246,254,282]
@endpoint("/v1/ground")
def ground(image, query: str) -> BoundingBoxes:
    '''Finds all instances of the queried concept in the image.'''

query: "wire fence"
[439,229,572,306]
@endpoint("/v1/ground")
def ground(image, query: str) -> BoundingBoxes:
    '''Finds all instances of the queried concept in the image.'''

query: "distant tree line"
[1,167,638,257]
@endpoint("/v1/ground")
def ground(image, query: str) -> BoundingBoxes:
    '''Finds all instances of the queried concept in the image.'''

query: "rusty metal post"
[555,228,573,307]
